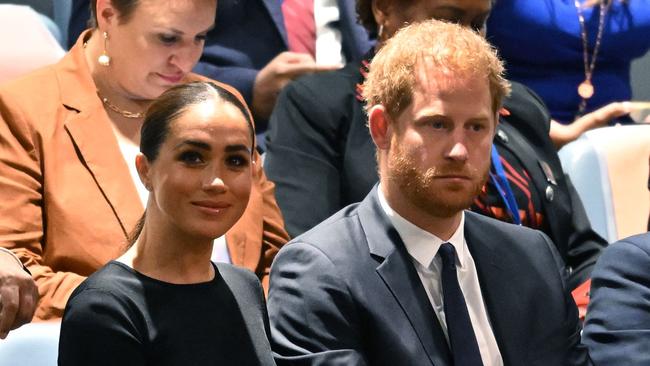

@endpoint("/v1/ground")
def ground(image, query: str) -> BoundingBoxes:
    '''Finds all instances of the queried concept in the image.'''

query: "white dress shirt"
[314,0,345,65]
[112,128,231,263]
[378,186,503,366]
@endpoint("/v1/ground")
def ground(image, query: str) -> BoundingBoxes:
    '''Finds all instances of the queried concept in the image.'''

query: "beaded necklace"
[574,0,613,116]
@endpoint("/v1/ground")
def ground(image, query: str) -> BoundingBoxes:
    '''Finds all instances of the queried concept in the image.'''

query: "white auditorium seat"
[0,4,64,84]
[559,125,650,242]
[0,321,60,366]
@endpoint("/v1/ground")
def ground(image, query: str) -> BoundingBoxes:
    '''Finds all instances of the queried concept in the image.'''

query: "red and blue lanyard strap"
[489,145,521,225]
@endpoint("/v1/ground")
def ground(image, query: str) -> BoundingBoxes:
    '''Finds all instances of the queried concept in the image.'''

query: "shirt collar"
[377,184,467,269]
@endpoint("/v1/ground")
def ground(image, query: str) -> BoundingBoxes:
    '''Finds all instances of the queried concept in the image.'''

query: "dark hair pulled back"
[140,81,255,162]
[127,81,255,246]
[89,0,140,28]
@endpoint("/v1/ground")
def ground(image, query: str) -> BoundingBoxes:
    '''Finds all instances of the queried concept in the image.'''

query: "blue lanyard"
[489,145,521,225]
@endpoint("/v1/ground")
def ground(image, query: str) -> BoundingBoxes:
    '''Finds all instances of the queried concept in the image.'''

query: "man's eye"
[469,123,485,132]
[431,121,446,129]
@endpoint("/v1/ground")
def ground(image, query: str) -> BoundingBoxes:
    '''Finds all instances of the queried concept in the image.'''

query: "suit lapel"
[359,188,452,366]
[261,0,288,47]
[464,213,528,364]
[57,32,143,237]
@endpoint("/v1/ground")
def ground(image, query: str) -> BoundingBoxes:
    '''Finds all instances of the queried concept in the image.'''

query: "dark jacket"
[268,187,589,365]
[265,64,607,289]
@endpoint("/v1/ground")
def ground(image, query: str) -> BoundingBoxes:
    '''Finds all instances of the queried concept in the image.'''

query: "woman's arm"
[0,93,87,320]
[549,102,632,148]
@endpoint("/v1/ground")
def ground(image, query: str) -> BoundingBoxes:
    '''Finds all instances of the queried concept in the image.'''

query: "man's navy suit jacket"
[582,232,650,365]
[268,186,590,366]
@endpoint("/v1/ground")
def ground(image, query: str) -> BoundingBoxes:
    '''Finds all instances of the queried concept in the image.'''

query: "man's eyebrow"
[467,115,492,122]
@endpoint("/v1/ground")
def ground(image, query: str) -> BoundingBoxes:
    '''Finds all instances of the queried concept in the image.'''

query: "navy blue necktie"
[439,243,484,366]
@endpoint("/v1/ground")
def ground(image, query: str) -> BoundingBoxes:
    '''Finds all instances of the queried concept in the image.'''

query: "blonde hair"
[363,19,511,118]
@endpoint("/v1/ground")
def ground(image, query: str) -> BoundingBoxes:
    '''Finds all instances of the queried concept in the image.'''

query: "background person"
[0,0,288,321]
[70,0,373,132]
[580,148,650,340]
[486,0,650,146]
[266,0,493,237]
[268,20,588,366]
[582,231,650,365]
[59,82,275,366]
[264,0,606,291]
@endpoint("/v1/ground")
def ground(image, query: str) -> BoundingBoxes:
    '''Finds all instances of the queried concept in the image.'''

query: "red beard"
[387,145,489,218]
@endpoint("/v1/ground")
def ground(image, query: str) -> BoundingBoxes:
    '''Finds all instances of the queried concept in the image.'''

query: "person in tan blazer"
[0,0,289,321]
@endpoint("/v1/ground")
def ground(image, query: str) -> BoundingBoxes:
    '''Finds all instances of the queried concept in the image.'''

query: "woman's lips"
[192,201,231,215]
[158,73,184,84]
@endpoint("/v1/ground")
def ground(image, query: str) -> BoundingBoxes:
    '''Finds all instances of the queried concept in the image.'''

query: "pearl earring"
[98,32,111,66]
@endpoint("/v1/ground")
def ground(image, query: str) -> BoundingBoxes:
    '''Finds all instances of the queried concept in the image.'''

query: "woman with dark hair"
[0,0,288,321]
[58,82,276,366]
[264,0,606,292]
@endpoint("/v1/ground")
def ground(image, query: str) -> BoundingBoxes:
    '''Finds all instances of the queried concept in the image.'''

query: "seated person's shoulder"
[274,203,368,271]
[63,262,144,328]
[215,263,267,304]
[599,232,650,262]
[466,211,557,253]
[0,65,68,133]
[501,81,551,140]
[216,262,261,288]
[617,232,650,252]
[467,210,542,235]
[286,62,360,100]
[291,202,364,243]
[269,62,362,136]
[68,262,142,302]
[0,66,59,103]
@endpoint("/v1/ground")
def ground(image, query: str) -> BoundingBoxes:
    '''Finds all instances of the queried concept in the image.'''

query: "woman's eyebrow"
[225,144,252,155]
[175,140,211,150]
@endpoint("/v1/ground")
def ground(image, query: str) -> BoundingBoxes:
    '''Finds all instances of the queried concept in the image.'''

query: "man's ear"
[95,0,119,30]
[135,154,152,191]
[368,105,393,151]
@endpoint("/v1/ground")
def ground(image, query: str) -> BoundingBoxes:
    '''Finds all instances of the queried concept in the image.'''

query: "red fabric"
[282,0,316,57]
[571,278,591,321]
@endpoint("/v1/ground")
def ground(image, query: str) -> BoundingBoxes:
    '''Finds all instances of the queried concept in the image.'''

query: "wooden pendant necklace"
[574,0,612,115]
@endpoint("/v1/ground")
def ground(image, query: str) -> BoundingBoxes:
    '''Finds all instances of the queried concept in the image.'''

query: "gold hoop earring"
[98,32,111,66]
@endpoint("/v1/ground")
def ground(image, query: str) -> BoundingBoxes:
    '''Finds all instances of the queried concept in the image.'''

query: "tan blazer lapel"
[57,32,143,237]
[227,173,263,268]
